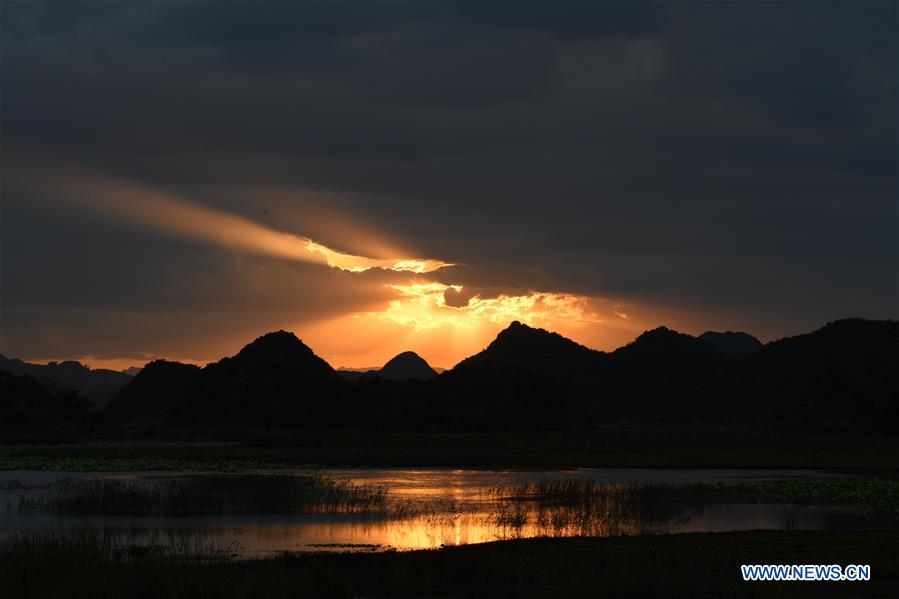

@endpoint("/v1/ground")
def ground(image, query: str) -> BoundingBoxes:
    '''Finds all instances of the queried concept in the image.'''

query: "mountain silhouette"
[589,327,737,422]
[104,360,202,424]
[378,352,437,380]
[453,321,604,382]
[449,322,731,422]
[230,331,336,374]
[732,319,899,431]
[613,326,725,364]
[699,331,763,358]
[338,352,437,381]
[0,354,132,407]
[102,318,898,433]
[436,322,597,429]
[162,331,346,427]
[596,326,732,420]
[432,363,591,431]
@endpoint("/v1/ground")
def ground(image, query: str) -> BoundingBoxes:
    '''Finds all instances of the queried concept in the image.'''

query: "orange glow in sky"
[375,282,601,330]
[15,168,649,371]
[36,171,450,274]
[303,241,450,273]
[296,282,647,370]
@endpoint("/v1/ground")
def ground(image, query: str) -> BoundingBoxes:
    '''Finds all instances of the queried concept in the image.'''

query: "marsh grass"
[18,474,388,516]
[488,480,693,537]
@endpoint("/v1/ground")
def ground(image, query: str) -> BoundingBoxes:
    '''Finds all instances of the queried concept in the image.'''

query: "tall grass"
[488,480,692,537]
[18,474,388,516]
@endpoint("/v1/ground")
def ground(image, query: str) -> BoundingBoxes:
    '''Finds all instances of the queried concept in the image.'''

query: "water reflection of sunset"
[1,469,879,559]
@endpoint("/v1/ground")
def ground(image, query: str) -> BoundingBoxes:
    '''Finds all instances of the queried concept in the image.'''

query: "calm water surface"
[0,468,891,556]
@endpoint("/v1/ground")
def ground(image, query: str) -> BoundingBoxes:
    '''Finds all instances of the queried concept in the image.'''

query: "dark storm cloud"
[452,2,668,40]
[1,1,896,359]
[0,2,666,158]
[660,5,896,131]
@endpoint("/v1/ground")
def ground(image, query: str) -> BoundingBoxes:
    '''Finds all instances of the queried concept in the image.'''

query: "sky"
[1,2,897,371]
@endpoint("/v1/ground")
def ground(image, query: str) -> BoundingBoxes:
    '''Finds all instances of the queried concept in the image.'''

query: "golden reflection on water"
[209,474,698,554]
[119,472,691,554]
[179,496,675,556]
[191,512,611,555]
[2,469,876,558]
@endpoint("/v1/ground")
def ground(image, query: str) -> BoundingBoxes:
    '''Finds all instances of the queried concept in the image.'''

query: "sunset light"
[1,3,895,595]
[304,241,450,274]
[27,170,451,275]
[375,282,601,331]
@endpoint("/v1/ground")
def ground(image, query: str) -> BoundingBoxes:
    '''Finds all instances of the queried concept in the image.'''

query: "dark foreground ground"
[3,530,897,598]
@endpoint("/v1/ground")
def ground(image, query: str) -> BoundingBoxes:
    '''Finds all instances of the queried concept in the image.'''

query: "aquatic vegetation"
[5,471,897,560]
[738,478,899,518]
[18,474,389,516]
[491,478,618,502]
[4,430,899,471]
[488,480,692,537]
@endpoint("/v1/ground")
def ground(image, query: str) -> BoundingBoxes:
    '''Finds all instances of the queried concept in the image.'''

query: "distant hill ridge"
[0,354,132,407]
[339,351,438,381]
[232,331,335,373]
[104,360,201,424]
[453,320,603,384]
[379,352,438,380]
[29,317,899,433]
[699,331,763,358]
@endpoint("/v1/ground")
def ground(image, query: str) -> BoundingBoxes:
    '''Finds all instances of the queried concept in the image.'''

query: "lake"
[1,468,892,556]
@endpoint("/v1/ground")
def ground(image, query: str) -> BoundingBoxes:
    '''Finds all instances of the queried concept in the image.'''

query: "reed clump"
[488,479,689,537]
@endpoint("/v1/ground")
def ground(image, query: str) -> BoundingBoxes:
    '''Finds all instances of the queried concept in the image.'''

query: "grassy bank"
[2,429,899,471]
[2,529,897,598]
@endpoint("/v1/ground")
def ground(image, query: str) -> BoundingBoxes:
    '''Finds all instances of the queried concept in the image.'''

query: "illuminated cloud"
[304,241,449,273]
[294,281,651,368]
[371,282,602,331]
[31,171,450,274]
[2,3,895,373]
